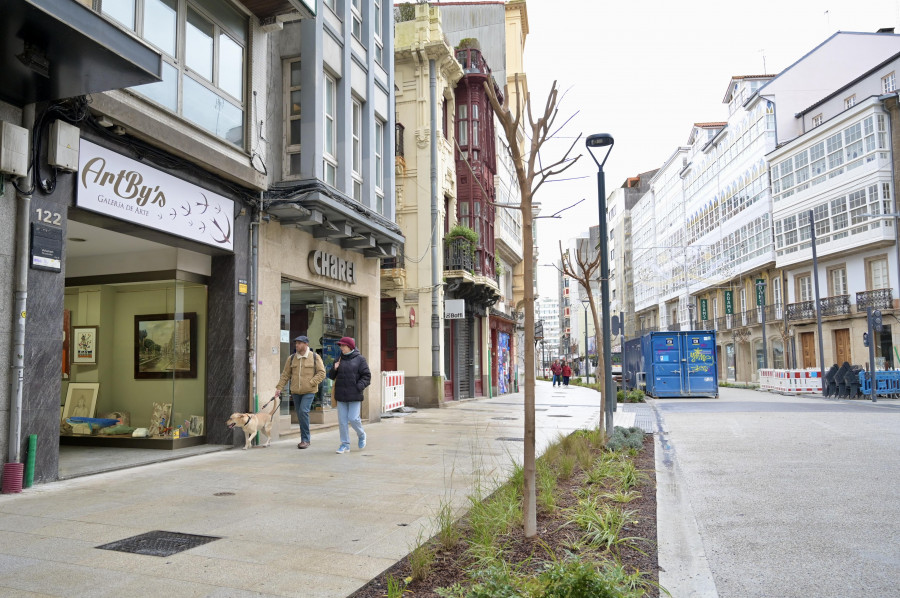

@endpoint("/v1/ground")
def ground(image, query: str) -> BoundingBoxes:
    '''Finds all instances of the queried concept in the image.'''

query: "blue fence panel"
[858,370,900,397]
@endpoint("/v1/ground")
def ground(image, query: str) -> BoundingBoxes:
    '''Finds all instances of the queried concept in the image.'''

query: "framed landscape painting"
[134,313,198,379]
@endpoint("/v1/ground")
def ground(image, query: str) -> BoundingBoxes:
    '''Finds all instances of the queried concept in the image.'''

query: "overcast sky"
[511,0,900,298]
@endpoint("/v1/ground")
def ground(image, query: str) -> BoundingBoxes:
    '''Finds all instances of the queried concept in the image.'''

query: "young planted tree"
[483,76,581,538]
[558,240,605,423]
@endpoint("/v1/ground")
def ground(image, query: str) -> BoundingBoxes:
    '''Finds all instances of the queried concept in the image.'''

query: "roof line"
[795,49,900,117]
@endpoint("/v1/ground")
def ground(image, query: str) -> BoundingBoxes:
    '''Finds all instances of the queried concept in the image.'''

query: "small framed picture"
[62,383,99,420]
[72,326,99,364]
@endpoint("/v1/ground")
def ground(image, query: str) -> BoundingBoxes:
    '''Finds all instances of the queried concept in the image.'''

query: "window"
[869,257,889,290]
[323,0,335,10]
[351,100,362,200]
[829,266,848,296]
[844,95,856,109]
[812,114,823,128]
[351,0,362,41]
[797,274,812,302]
[883,71,896,94]
[284,58,302,178]
[373,0,383,65]
[375,120,385,214]
[112,0,247,147]
[323,74,337,186]
[472,103,480,148]
[457,104,468,147]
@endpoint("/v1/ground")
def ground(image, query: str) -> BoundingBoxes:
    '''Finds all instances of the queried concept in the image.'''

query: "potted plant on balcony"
[445,224,477,273]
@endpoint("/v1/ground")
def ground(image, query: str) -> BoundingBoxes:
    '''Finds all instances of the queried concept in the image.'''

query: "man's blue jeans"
[551,374,560,386]
[292,393,315,443]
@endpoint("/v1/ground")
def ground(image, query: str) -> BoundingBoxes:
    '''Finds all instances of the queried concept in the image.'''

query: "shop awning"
[0,0,162,106]
[266,185,404,258]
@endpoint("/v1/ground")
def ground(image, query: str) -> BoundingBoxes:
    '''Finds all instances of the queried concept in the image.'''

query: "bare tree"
[484,76,581,538]
[557,241,605,423]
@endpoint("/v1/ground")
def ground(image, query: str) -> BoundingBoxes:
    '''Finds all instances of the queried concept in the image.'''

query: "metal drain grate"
[547,414,572,418]
[491,417,517,420]
[497,437,524,442]
[97,530,220,557]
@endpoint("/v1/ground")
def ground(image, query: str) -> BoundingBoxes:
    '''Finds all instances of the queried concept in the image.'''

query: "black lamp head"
[585,133,614,148]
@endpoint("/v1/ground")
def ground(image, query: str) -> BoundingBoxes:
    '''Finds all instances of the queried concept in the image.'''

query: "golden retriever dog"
[226,397,280,449]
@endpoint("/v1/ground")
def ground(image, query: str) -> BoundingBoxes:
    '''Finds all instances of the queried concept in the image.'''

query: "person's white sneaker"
[336,445,350,454]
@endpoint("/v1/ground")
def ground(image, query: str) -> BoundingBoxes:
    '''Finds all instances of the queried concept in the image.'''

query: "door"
[380,299,397,371]
[801,332,816,369]
[683,332,718,396]
[834,328,851,366]
[650,334,683,397]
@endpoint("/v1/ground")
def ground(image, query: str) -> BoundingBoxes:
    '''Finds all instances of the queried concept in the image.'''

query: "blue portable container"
[631,331,718,398]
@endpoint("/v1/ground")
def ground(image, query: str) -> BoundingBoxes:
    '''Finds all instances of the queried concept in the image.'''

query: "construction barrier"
[382,371,405,412]
[858,369,900,397]
[758,369,822,394]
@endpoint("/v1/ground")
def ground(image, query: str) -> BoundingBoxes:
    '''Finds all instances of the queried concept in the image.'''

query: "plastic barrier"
[858,369,900,397]
[758,369,822,393]
[382,371,405,412]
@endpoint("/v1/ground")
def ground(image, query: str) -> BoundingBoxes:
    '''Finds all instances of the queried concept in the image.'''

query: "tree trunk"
[522,193,536,538]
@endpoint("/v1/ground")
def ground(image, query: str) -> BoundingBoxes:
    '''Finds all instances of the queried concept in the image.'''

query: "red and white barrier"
[382,371,405,412]
[758,369,822,393]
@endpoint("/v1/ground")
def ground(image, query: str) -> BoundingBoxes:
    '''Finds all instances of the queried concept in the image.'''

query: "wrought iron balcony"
[857,288,893,312]
[380,248,405,270]
[444,237,474,273]
[699,319,716,331]
[787,300,816,321]
[765,304,785,321]
[820,294,851,317]
[717,315,732,330]
[667,323,681,331]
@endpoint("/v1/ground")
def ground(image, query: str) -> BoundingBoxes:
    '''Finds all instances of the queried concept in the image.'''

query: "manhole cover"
[497,437,524,442]
[97,531,220,557]
[213,492,234,497]
[491,417,517,420]
[547,414,572,418]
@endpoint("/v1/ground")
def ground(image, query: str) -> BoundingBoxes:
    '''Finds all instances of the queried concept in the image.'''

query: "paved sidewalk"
[0,381,601,598]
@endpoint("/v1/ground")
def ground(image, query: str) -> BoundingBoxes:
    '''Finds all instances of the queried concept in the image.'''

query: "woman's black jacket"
[328,349,372,402]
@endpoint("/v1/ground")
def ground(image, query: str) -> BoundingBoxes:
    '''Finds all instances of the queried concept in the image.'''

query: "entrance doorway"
[381,299,397,371]
[801,331,816,369]
[834,328,851,365]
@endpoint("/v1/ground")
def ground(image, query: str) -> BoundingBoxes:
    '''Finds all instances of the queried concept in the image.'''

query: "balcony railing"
[667,323,681,331]
[444,238,474,273]
[381,249,405,270]
[820,294,851,317]
[787,300,816,321]
[856,288,893,311]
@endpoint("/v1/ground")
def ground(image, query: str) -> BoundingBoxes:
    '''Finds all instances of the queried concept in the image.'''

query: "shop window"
[116,0,247,147]
[280,280,361,417]
[63,280,208,444]
[284,57,303,179]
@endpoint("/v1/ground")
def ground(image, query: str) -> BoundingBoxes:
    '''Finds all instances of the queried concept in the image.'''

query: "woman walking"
[328,337,371,453]
[562,361,572,388]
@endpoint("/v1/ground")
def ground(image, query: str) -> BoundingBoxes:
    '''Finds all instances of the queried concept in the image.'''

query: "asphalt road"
[654,388,900,598]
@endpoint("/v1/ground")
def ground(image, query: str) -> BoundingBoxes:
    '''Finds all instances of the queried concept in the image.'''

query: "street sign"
[700,299,708,321]
[756,278,766,306]
[724,290,734,315]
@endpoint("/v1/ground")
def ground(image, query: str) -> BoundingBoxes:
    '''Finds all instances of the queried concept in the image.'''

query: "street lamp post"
[586,133,615,435]
[581,298,590,385]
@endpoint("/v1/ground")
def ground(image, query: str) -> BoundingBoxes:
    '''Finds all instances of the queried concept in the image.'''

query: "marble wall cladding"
[18,177,69,480]
[206,208,250,446]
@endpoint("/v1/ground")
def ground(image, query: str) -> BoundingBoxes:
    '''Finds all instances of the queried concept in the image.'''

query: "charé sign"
[309,250,357,284]
[76,139,234,251]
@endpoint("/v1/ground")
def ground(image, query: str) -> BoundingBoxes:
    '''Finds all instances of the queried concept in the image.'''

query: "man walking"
[275,335,326,449]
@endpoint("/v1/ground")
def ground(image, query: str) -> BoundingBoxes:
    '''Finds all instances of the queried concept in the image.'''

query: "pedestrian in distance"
[275,335,326,449]
[550,359,562,387]
[328,336,370,454]
[562,361,572,388]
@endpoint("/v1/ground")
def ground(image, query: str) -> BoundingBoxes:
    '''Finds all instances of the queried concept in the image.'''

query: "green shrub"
[617,389,626,402]
[606,426,644,452]
[541,559,643,598]
[447,224,478,244]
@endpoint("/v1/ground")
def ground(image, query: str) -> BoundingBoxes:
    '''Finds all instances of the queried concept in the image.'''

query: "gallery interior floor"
[58,444,231,479]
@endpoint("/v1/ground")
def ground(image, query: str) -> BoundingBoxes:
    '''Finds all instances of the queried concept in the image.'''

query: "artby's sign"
[309,250,357,284]
[76,139,234,250]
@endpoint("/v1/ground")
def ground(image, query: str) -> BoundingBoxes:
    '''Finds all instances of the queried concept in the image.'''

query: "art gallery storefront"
[25,133,250,483]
